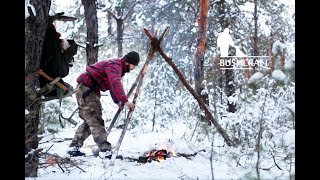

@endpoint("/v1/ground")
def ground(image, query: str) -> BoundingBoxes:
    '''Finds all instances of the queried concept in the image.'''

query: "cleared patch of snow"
[33,123,247,180]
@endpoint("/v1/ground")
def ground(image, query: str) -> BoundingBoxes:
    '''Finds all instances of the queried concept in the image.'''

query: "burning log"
[147,149,167,157]
[146,149,168,161]
[137,148,178,163]
[137,149,169,163]
[105,146,205,164]
[137,149,205,163]
[104,149,202,163]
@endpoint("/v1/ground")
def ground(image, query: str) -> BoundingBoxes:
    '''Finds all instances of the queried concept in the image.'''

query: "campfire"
[138,145,177,163]
[97,143,199,163]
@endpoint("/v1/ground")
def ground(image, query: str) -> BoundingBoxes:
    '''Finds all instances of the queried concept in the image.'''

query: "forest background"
[25,0,295,179]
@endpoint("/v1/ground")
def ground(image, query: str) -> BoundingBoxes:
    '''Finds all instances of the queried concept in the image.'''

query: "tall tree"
[25,0,51,176]
[194,0,210,123]
[106,1,138,57]
[215,0,237,113]
[81,0,99,65]
[253,0,259,72]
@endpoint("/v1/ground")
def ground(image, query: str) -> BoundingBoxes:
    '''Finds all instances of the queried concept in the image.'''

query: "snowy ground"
[26,118,251,180]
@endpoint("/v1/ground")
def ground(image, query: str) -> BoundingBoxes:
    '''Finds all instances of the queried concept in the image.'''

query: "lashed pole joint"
[144,28,160,51]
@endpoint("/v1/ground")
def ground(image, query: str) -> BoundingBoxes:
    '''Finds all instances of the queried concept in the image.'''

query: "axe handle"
[38,69,68,92]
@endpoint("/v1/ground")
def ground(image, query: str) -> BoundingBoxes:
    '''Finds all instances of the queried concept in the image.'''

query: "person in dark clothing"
[40,20,77,98]
[67,51,140,158]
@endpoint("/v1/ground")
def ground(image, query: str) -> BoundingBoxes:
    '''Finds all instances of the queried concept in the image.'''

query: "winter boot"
[67,146,85,157]
[98,151,113,159]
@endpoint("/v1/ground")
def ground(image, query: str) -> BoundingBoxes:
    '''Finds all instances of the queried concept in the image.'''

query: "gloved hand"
[60,39,70,52]
[117,102,124,110]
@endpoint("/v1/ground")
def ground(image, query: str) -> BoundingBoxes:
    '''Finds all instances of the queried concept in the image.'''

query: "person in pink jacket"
[67,51,140,158]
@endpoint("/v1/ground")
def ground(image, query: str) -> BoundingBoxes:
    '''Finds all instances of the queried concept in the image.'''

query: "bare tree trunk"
[225,68,236,113]
[269,31,275,72]
[107,13,112,35]
[81,0,99,65]
[25,0,51,176]
[116,18,124,57]
[210,140,215,180]
[107,10,125,57]
[280,34,286,68]
[253,0,259,73]
[214,1,226,93]
[216,0,229,29]
[108,3,138,57]
[216,0,236,113]
[256,93,268,180]
[194,0,210,124]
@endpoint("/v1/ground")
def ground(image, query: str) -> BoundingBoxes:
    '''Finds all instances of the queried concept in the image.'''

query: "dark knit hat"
[124,51,140,65]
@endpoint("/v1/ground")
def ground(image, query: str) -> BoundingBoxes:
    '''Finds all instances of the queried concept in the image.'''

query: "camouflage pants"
[69,83,111,152]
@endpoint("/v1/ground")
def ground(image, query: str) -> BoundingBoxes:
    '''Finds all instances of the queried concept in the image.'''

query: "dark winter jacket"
[77,58,129,104]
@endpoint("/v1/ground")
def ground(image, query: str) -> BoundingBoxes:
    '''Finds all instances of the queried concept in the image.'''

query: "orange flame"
[145,143,177,162]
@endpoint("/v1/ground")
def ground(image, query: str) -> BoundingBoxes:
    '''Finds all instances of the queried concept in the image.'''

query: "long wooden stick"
[109,74,144,166]
[105,73,142,138]
[143,28,234,147]
[108,28,170,166]
[105,27,169,139]
[105,49,153,139]
[38,69,68,92]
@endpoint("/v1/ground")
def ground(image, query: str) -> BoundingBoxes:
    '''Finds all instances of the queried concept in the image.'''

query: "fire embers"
[138,148,176,163]
[146,149,168,161]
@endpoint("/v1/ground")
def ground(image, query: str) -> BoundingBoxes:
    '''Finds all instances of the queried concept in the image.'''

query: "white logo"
[217,28,234,58]
[217,28,269,70]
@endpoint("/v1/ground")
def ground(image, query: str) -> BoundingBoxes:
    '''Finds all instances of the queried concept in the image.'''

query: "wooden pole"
[143,28,234,147]
[109,74,144,166]
[38,69,68,92]
[105,27,170,139]
[108,28,170,166]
